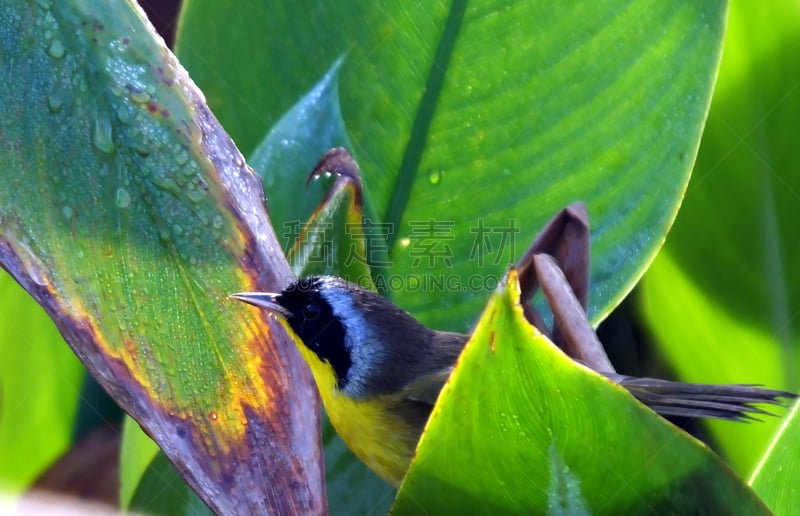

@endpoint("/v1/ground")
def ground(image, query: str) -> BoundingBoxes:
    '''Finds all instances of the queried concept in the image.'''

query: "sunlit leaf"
[177,0,726,333]
[118,416,158,509]
[749,401,800,514]
[0,1,322,512]
[640,0,800,474]
[0,272,83,494]
[394,269,770,514]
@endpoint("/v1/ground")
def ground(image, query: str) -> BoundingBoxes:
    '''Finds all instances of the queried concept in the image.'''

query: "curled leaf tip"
[306,147,364,207]
[565,201,589,225]
[307,147,360,182]
[503,266,521,296]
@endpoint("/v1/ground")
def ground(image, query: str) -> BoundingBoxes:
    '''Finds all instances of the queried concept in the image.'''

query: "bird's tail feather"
[606,374,796,421]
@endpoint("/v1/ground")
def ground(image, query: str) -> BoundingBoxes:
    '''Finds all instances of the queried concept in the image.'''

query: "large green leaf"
[0,1,323,512]
[248,58,350,253]
[750,401,800,513]
[0,272,84,493]
[393,269,770,514]
[124,73,393,512]
[640,0,800,477]
[176,0,726,332]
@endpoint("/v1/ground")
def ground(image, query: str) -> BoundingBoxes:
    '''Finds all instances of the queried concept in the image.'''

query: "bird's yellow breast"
[295,341,419,486]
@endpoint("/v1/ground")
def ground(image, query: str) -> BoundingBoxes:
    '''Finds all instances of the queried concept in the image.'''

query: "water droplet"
[428,169,443,185]
[151,176,180,195]
[115,187,131,208]
[212,214,223,229]
[130,89,150,104]
[179,163,197,179]
[130,138,151,157]
[116,104,131,124]
[186,188,207,204]
[93,117,114,154]
[209,411,218,422]
[47,93,64,113]
[47,39,65,59]
[172,224,183,235]
[175,149,189,166]
[399,237,411,248]
[62,205,73,219]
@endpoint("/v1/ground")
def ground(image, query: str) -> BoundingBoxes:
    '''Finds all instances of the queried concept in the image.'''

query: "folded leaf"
[0,1,322,512]
[394,269,770,514]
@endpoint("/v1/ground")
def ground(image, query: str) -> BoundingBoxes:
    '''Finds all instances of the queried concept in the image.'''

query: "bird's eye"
[303,303,321,320]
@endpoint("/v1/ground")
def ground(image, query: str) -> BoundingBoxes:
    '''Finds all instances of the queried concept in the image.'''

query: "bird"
[231,275,795,486]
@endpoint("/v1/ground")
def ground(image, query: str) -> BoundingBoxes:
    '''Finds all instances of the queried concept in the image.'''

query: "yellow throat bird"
[231,276,794,486]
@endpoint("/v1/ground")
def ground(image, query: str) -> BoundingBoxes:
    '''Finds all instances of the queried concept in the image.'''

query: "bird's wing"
[399,367,454,406]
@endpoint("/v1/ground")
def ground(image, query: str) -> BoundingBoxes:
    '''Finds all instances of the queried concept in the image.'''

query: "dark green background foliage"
[1,1,798,514]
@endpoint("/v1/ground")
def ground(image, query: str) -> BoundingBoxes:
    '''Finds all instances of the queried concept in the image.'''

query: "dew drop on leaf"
[93,116,115,154]
[115,187,131,208]
[46,39,64,59]
[47,93,63,113]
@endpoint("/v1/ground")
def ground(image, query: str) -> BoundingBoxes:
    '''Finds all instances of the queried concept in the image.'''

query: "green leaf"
[135,70,394,514]
[0,1,322,512]
[177,0,726,332]
[750,402,800,513]
[119,416,159,509]
[640,0,800,475]
[393,269,770,514]
[0,271,83,493]
[129,450,212,516]
[248,58,352,253]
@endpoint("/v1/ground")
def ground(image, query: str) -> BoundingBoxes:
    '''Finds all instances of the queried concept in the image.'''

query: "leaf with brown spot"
[0,1,323,513]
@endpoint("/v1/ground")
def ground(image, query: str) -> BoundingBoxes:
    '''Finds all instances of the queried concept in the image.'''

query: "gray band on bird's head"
[320,280,384,399]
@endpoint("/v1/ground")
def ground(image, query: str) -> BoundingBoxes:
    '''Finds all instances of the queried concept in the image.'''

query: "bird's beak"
[229,292,291,318]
